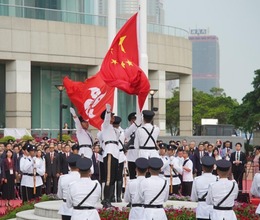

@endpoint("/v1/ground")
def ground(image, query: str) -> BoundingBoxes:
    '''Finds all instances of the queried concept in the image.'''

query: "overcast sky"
[164,0,260,102]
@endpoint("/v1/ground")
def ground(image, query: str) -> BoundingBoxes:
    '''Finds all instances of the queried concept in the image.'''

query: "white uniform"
[101,112,120,160]
[57,171,80,216]
[124,176,146,220]
[191,173,218,219]
[206,178,238,220]
[20,156,45,187]
[135,123,160,159]
[73,117,93,158]
[67,178,101,220]
[161,155,182,186]
[125,123,139,162]
[117,127,127,164]
[139,176,169,220]
[250,173,260,214]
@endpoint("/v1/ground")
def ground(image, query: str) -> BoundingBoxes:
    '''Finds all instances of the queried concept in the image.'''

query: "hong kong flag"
[63,73,115,130]
[100,13,150,110]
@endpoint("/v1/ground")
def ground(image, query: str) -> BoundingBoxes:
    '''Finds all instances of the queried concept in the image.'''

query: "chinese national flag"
[63,73,115,130]
[100,13,150,110]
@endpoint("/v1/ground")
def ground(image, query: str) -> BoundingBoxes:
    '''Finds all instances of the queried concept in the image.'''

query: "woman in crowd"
[212,147,222,175]
[253,146,260,174]
[1,149,16,206]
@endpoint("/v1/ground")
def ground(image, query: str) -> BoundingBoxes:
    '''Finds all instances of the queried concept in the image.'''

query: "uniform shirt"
[20,156,45,187]
[206,178,238,220]
[125,123,139,162]
[124,176,146,220]
[73,117,93,158]
[191,173,218,218]
[135,123,160,159]
[20,156,29,187]
[101,111,120,159]
[139,175,168,220]
[57,171,80,216]
[251,173,260,214]
[117,127,127,164]
[67,178,101,220]
[182,159,193,182]
[162,156,182,185]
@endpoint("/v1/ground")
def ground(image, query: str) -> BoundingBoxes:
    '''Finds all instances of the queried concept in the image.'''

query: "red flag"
[100,13,150,110]
[63,73,115,130]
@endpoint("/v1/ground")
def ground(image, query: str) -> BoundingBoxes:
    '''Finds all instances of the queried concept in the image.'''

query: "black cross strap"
[75,183,98,208]
[149,180,167,205]
[183,159,189,167]
[216,182,235,207]
[199,192,208,201]
[142,126,156,148]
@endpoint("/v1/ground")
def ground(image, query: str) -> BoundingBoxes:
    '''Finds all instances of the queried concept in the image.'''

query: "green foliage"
[57,134,72,142]
[229,69,260,144]
[166,87,238,135]
[0,135,16,143]
[21,135,34,141]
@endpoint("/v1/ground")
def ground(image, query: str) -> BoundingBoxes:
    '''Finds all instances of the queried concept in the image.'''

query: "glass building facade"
[189,35,220,93]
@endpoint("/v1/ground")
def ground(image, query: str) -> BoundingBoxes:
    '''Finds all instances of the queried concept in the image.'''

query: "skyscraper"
[189,29,220,93]
[98,0,164,24]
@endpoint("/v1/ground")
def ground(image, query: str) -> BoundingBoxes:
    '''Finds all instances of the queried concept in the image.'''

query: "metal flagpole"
[138,0,148,112]
[108,0,118,115]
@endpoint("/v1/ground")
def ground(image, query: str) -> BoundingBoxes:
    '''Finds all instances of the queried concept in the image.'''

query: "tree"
[166,87,238,135]
[229,69,260,144]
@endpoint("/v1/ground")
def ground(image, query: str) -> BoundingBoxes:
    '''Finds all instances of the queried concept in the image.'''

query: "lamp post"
[55,84,65,141]
[149,89,158,111]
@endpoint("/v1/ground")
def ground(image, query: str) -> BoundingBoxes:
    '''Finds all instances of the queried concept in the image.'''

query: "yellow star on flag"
[119,36,126,53]
[111,59,118,64]
[121,61,126,69]
[126,60,133,66]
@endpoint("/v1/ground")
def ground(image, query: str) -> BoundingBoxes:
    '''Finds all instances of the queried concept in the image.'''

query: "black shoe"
[117,197,122,202]
[103,201,114,208]
[111,197,116,203]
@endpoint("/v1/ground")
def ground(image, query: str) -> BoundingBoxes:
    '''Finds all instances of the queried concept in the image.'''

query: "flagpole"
[138,0,149,112]
[108,0,118,115]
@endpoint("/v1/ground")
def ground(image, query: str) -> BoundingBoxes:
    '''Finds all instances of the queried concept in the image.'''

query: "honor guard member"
[20,144,30,202]
[162,144,182,195]
[135,110,160,159]
[206,159,238,220]
[20,144,45,201]
[57,154,81,220]
[67,157,101,220]
[100,104,120,208]
[191,156,217,220]
[70,107,93,158]
[250,171,260,214]
[124,158,149,220]
[125,112,141,179]
[139,157,169,220]
[113,116,126,202]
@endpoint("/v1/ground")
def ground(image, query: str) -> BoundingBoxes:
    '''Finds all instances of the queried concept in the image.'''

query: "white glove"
[70,107,76,116]
[106,104,111,112]
[135,111,142,125]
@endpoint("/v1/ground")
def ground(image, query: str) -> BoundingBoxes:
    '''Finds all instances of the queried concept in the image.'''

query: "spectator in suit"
[91,142,100,181]
[60,144,71,175]
[45,143,60,194]
[230,142,247,191]
[207,144,214,157]
[194,143,208,176]
[221,140,232,160]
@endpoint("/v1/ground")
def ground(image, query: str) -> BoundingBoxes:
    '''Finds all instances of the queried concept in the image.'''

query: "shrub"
[0,135,16,143]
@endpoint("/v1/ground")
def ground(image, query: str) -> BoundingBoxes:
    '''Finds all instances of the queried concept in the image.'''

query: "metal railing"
[0,3,189,38]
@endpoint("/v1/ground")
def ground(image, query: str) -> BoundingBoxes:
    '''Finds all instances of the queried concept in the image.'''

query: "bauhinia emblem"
[84,87,106,118]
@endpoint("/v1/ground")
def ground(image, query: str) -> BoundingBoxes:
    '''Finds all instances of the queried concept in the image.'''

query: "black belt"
[132,203,143,207]
[198,198,206,202]
[128,146,134,150]
[164,175,178,178]
[63,199,66,202]
[139,146,156,150]
[73,206,95,210]
[79,145,92,149]
[23,173,40,176]
[213,206,233,210]
[119,149,124,152]
[144,204,163,208]
[105,141,118,145]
